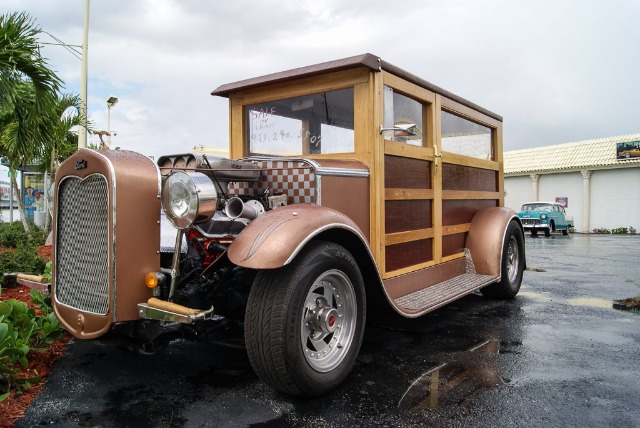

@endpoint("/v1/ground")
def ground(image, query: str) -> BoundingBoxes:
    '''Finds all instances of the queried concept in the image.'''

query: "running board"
[394,273,497,313]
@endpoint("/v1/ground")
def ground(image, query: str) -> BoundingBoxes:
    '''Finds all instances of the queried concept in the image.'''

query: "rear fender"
[228,204,367,269]
[466,207,525,278]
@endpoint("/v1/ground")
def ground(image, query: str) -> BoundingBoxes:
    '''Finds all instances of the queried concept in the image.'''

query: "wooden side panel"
[385,155,431,189]
[442,199,498,226]
[442,164,498,192]
[385,200,432,233]
[442,232,467,257]
[385,238,433,272]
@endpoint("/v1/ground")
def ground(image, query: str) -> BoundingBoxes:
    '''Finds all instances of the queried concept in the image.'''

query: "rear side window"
[441,110,493,160]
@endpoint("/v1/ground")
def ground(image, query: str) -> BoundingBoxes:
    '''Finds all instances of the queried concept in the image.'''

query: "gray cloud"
[3,0,638,158]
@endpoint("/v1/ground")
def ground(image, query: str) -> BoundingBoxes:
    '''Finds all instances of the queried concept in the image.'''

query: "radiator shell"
[52,149,161,339]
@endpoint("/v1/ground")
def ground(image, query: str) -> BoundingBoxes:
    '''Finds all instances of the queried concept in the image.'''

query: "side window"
[441,110,493,160]
[383,86,424,146]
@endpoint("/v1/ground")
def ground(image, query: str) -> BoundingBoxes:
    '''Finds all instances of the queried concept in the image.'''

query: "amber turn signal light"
[145,272,166,289]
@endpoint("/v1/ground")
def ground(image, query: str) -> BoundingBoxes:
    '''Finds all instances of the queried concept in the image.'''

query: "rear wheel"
[244,241,366,396]
[530,230,538,237]
[481,221,525,299]
[544,228,551,237]
[562,228,569,236]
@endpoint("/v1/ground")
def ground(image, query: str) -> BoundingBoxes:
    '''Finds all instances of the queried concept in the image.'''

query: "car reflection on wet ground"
[17,234,640,427]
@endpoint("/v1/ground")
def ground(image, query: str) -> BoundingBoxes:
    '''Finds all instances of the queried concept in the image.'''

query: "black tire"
[544,228,551,237]
[562,228,569,236]
[480,221,525,299]
[530,230,538,237]
[244,241,366,396]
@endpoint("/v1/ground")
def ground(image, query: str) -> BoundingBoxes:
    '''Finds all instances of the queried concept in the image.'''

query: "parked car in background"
[518,202,573,237]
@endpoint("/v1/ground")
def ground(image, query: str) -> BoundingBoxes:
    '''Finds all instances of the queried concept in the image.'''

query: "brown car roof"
[211,53,502,122]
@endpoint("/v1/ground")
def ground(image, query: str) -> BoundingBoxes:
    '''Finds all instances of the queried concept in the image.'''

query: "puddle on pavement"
[567,297,613,309]
[523,292,629,312]
[398,339,504,412]
[518,291,553,301]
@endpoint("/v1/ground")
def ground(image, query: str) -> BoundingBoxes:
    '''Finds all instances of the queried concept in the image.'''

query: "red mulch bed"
[0,246,69,428]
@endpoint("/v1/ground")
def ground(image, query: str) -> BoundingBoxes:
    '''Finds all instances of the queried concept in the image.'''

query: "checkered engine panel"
[227,160,316,204]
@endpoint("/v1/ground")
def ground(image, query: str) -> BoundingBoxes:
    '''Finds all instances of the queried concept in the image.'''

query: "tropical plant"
[0,11,62,233]
[0,288,63,401]
[36,93,85,175]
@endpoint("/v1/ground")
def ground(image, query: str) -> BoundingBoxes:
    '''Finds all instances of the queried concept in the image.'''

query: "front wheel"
[481,221,525,299]
[244,241,366,396]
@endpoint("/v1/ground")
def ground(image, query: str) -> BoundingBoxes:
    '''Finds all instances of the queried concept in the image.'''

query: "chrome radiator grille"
[55,175,111,315]
[521,218,541,226]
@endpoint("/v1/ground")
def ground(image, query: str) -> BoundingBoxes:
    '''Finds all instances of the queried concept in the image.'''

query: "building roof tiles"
[504,133,640,175]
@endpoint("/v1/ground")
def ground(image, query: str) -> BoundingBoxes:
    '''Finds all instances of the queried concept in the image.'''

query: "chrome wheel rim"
[506,235,519,283]
[301,269,356,373]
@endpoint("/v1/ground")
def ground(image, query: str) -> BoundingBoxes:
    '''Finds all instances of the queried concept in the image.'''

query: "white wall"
[590,168,640,230]
[505,166,640,232]
[504,175,532,212]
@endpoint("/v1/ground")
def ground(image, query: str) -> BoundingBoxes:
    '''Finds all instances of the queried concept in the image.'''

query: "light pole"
[106,95,118,148]
[78,0,90,149]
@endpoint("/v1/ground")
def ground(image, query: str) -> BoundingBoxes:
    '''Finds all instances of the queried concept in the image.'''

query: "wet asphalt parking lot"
[16,234,640,427]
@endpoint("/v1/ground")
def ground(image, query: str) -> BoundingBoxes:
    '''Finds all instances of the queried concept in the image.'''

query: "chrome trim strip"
[315,167,370,178]
[316,175,322,205]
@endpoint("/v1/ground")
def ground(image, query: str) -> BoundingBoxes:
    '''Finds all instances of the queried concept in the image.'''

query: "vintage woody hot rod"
[52,54,525,396]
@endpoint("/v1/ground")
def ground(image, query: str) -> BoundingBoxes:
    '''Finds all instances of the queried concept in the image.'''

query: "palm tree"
[36,93,87,232]
[36,94,85,175]
[0,11,61,232]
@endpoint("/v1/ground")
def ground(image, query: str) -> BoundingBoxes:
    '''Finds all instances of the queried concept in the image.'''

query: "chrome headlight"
[540,214,547,220]
[161,171,217,229]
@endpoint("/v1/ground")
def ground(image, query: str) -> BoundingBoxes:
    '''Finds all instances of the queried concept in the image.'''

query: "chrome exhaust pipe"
[224,197,265,220]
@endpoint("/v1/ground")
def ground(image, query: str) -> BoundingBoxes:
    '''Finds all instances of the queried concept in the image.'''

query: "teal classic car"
[518,202,573,237]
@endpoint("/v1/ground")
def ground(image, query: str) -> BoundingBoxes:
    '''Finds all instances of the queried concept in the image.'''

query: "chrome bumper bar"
[137,303,216,324]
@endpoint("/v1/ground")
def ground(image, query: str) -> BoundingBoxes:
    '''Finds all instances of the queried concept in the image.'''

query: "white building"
[504,133,640,232]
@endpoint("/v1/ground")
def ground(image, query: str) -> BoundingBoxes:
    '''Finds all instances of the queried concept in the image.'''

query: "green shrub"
[0,288,63,401]
[611,227,628,234]
[592,228,611,234]
[0,242,46,280]
[0,222,29,248]
[0,221,46,248]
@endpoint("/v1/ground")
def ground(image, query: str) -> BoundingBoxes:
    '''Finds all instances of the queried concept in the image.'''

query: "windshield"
[521,203,553,212]
[246,88,354,156]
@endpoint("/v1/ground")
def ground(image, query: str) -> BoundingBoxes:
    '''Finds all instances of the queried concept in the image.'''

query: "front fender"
[466,207,524,277]
[228,204,366,269]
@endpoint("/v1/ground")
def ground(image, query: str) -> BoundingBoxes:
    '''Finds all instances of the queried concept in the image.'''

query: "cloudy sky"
[3,0,638,159]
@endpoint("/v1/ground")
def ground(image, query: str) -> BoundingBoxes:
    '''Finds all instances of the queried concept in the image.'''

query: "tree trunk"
[10,171,31,233]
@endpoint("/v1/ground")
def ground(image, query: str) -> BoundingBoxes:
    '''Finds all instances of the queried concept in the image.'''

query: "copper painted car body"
[52,54,525,396]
